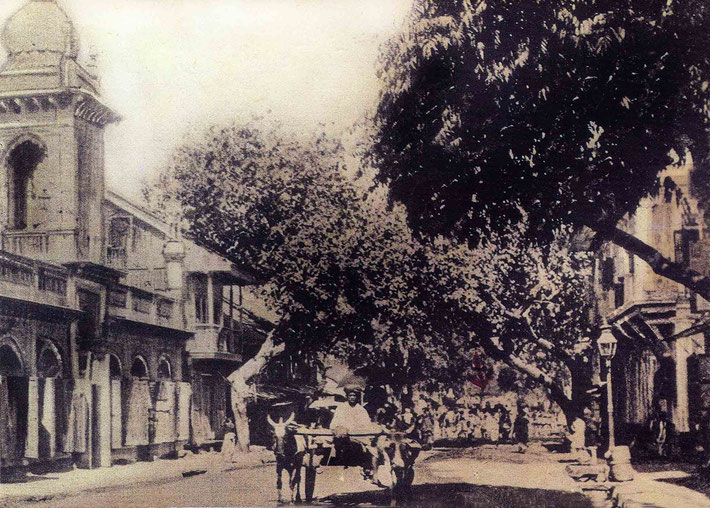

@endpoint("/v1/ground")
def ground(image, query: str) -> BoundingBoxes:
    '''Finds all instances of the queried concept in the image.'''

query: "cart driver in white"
[330,385,383,480]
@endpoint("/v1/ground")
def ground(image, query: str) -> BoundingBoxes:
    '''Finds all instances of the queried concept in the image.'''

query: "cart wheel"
[304,467,317,503]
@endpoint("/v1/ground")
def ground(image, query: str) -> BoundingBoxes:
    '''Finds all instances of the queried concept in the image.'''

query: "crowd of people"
[412,401,565,448]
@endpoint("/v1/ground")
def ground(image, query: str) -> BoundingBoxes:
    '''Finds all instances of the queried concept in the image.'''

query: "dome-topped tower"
[2,0,79,59]
[0,0,102,94]
[0,0,120,266]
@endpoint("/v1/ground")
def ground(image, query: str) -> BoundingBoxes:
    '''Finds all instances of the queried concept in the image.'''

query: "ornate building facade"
[0,0,276,473]
[597,152,710,451]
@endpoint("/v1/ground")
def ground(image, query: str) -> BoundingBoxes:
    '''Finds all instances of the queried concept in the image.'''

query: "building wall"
[105,323,184,382]
[75,118,106,263]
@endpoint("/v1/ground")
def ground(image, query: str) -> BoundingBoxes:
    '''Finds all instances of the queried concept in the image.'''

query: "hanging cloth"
[154,381,176,444]
[39,377,56,458]
[124,379,150,446]
[0,376,11,461]
[176,382,191,441]
[62,379,89,454]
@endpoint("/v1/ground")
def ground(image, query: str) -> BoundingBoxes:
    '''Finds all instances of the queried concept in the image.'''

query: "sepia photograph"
[0,1,709,507]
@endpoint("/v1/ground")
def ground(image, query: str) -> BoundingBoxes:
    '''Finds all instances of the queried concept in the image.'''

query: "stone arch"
[0,338,24,376]
[157,355,172,380]
[3,134,47,230]
[36,339,62,378]
[130,355,148,379]
[109,353,122,379]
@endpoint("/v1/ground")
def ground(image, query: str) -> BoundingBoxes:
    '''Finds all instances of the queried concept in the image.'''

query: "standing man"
[513,406,530,453]
[568,412,587,462]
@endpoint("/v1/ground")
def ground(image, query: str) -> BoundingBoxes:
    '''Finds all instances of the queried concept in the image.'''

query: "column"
[25,377,39,459]
[206,273,214,325]
[91,355,112,467]
[673,299,694,432]
[70,320,80,378]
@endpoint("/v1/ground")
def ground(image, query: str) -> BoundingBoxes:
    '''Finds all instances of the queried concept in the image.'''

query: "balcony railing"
[0,251,69,307]
[107,285,180,330]
[122,267,169,293]
[106,246,127,268]
[2,230,78,262]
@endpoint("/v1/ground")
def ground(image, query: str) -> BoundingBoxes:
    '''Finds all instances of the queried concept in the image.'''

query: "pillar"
[25,377,39,459]
[91,354,111,467]
[206,273,214,325]
[70,320,80,379]
[673,299,694,432]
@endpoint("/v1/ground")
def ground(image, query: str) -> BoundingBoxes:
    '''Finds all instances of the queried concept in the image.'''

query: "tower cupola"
[2,0,79,71]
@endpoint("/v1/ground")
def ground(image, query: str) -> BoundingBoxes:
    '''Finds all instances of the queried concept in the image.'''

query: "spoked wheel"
[304,466,317,503]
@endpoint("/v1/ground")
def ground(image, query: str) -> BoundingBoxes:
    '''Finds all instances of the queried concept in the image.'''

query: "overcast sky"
[0,0,411,200]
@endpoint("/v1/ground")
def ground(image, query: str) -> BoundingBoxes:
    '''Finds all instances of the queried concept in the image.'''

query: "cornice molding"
[0,89,121,126]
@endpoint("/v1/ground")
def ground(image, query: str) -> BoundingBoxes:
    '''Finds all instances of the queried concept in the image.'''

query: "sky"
[0,0,411,200]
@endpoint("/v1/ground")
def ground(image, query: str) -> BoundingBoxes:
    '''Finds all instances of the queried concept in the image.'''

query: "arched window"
[0,343,24,376]
[157,357,172,380]
[109,354,122,379]
[6,139,45,230]
[130,356,148,378]
[36,341,62,378]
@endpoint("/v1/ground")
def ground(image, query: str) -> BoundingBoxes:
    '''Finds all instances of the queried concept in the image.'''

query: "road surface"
[6,446,592,507]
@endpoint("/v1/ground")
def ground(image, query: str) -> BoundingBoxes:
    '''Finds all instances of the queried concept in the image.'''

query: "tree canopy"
[371,0,710,295]
[146,118,595,418]
[145,120,470,390]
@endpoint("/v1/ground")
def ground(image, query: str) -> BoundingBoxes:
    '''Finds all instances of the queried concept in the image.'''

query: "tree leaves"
[371,0,710,244]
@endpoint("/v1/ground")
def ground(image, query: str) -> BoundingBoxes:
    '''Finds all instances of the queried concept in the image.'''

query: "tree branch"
[227,329,286,388]
[598,226,710,300]
[490,292,576,369]
[478,333,573,415]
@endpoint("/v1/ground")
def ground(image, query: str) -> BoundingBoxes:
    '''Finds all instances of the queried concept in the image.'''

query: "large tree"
[422,220,597,420]
[146,120,483,448]
[371,0,710,298]
[147,115,601,451]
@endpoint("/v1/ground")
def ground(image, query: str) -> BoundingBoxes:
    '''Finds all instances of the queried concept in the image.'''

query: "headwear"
[343,384,362,394]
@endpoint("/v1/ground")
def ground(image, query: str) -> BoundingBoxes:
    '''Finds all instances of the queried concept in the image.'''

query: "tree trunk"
[226,330,286,452]
[232,394,251,454]
[478,334,581,424]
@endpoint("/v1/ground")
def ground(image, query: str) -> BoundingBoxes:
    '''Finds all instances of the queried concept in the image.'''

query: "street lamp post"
[597,323,618,450]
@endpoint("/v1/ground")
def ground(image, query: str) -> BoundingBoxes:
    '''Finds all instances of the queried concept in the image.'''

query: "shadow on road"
[659,473,710,498]
[322,482,592,507]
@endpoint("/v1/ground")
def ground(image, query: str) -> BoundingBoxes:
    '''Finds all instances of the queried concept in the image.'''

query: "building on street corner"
[0,0,295,475]
[595,150,710,456]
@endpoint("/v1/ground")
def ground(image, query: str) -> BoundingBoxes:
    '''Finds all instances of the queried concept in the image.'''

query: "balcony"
[107,285,181,331]
[2,230,78,263]
[122,267,168,293]
[186,323,243,363]
[0,251,70,309]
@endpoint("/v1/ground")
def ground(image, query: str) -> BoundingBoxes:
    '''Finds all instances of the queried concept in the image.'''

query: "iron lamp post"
[598,323,618,449]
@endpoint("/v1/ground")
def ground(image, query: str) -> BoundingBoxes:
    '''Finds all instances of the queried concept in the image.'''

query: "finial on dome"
[2,0,79,59]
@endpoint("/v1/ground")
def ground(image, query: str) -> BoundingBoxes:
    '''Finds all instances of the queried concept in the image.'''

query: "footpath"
[563,451,710,508]
[607,471,710,508]
[0,448,274,507]
[427,444,710,508]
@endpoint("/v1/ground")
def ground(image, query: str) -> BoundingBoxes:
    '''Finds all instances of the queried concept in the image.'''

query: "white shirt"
[330,402,375,433]
[570,417,586,449]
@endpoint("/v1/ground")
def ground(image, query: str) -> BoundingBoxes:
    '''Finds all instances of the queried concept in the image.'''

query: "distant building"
[596,152,709,449]
[0,0,305,473]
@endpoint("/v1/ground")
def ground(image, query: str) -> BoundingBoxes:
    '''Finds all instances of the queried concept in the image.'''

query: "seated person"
[330,385,382,479]
[330,386,378,432]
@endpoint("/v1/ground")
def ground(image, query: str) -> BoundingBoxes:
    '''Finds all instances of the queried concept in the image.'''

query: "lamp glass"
[597,327,617,359]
